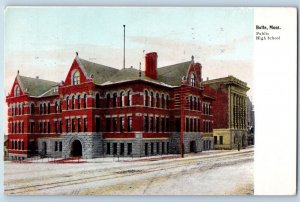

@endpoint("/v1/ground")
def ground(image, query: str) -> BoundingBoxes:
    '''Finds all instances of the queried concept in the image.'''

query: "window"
[48,103,51,114]
[106,143,111,154]
[54,120,58,133]
[55,102,58,113]
[120,91,124,107]
[59,142,62,151]
[150,117,154,132]
[48,121,50,133]
[83,118,87,132]
[113,93,117,107]
[120,143,124,155]
[59,101,62,112]
[150,92,154,107]
[186,118,189,132]
[220,136,223,145]
[72,70,80,85]
[190,73,195,86]
[59,120,62,133]
[66,96,69,110]
[106,118,111,132]
[106,94,110,108]
[83,94,87,108]
[151,143,154,155]
[127,143,132,155]
[77,95,81,109]
[71,118,75,132]
[113,117,117,132]
[175,118,180,132]
[190,96,193,110]
[144,116,149,131]
[166,95,169,109]
[156,142,160,154]
[22,104,24,115]
[55,141,58,151]
[145,143,148,156]
[161,117,165,132]
[156,93,160,108]
[22,141,24,150]
[14,85,20,97]
[214,136,218,144]
[155,117,160,133]
[162,142,165,154]
[66,119,69,133]
[144,90,149,106]
[166,118,169,132]
[95,94,100,108]
[95,117,100,132]
[30,122,35,133]
[71,96,75,110]
[113,143,118,155]
[161,94,165,108]
[127,91,132,106]
[77,118,81,132]
[127,116,132,132]
[194,97,197,110]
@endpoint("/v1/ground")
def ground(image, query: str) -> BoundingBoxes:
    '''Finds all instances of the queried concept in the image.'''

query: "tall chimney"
[145,52,158,80]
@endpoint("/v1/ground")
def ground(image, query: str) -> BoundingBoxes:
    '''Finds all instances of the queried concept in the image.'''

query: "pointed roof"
[17,75,59,97]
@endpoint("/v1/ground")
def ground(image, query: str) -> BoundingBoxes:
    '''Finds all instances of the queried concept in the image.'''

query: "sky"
[4,7,254,133]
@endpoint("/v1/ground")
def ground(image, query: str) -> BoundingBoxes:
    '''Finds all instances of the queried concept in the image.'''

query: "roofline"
[203,75,249,90]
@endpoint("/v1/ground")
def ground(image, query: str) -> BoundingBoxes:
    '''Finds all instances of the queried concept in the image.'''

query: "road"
[4,147,254,195]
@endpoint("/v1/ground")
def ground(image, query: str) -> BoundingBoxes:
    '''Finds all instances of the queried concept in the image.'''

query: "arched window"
[156,93,160,108]
[47,102,51,114]
[161,94,165,108]
[71,95,75,109]
[113,93,117,107]
[150,92,154,107]
[31,103,35,114]
[106,94,110,108]
[18,104,21,115]
[14,85,20,97]
[83,94,87,108]
[127,91,132,106]
[22,104,24,115]
[66,96,69,110]
[166,95,169,109]
[55,101,58,113]
[194,97,197,110]
[40,103,43,114]
[190,73,195,87]
[72,70,80,85]
[144,90,149,106]
[22,141,24,150]
[43,103,47,114]
[120,91,124,107]
[78,95,81,109]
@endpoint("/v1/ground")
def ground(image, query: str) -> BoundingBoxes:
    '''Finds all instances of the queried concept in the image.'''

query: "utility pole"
[123,25,126,69]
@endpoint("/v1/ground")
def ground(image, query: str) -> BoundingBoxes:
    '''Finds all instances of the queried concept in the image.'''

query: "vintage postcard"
[3,7,296,195]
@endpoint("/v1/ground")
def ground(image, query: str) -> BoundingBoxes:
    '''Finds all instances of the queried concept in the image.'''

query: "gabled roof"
[17,75,59,97]
[75,56,192,87]
[157,61,191,86]
[76,57,119,84]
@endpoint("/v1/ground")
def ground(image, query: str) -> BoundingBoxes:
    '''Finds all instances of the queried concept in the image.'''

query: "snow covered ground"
[4,146,254,195]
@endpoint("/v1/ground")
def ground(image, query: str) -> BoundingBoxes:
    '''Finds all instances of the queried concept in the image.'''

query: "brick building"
[203,76,250,149]
[6,52,249,160]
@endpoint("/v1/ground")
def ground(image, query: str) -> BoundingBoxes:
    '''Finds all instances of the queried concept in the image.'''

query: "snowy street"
[4,146,254,195]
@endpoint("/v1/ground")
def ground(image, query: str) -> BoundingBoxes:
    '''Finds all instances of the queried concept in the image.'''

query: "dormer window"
[190,73,195,87]
[14,85,20,97]
[72,70,80,85]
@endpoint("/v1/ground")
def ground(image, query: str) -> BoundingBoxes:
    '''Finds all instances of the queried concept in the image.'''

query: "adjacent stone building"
[203,76,250,150]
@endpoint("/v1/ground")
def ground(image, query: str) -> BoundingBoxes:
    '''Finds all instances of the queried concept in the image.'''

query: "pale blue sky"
[4,6,253,97]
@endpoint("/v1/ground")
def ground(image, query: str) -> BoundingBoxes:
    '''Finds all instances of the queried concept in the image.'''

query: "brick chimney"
[145,52,157,80]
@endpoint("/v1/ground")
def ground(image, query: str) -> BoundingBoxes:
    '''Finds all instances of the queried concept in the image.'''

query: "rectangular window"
[145,143,148,156]
[161,118,165,132]
[72,118,75,132]
[151,142,154,155]
[95,117,100,132]
[30,122,35,133]
[43,122,47,133]
[150,117,154,132]
[66,119,69,133]
[220,136,223,145]
[166,118,169,132]
[106,142,111,155]
[120,117,124,132]
[48,121,50,133]
[127,143,132,155]
[127,116,132,132]
[39,122,42,133]
[120,143,124,155]
[162,142,165,154]
[186,118,189,132]
[59,120,62,133]
[167,142,169,154]
[144,116,149,132]
[113,117,117,132]
[78,118,81,132]
[156,142,160,154]
[106,118,111,132]
[55,141,58,151]
[175,118,180,132]
[113,143,117,155]
[83,118,87,132]
[156,117,160,133]
[54,120,58,133]
[214,136,218,145]
[59,142,62,151]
